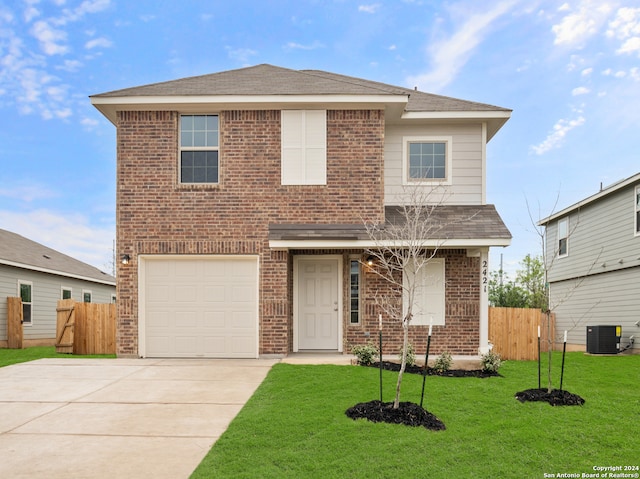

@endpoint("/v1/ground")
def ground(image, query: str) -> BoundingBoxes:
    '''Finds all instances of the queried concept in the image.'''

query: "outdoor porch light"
[121,254,131,265]
[366,255,375,266]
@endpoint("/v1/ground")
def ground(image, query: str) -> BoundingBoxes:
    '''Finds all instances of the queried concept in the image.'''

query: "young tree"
[489,254,548,310]
[363,187,472,409]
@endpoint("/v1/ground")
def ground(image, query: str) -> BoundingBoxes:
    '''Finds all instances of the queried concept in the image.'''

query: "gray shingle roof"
[91,64,510,113]
[269,205,511,244]
[0,229,116,285]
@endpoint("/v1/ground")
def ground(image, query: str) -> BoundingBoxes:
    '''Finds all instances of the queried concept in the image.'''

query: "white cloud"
[552,1,613,47]
[406,1,517,92]
[284,41,324,51]
[571,86,590,95]
[607,7,640,56]
[31,20,68,55]
[581,67,593,76]
[358,3,381,14]
[226,47,257,65]
[617,36,640,55]
[0,1,110,121]
[531,115,586,155]
[0,183,58,202]
[85,36,112,49]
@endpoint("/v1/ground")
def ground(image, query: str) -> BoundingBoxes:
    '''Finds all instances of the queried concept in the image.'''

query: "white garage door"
[141,256,259,358]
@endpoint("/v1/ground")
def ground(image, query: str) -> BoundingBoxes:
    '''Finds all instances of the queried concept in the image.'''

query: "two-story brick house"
[91,64,511,359]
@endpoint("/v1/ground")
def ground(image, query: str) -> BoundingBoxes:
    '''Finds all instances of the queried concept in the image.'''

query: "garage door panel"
[144,256,258,358]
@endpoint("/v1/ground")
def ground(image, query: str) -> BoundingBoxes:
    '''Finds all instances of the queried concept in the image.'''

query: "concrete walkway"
[0,358,277,479]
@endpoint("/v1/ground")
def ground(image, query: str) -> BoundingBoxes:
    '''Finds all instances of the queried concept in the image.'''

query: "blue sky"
[1,0,639,276]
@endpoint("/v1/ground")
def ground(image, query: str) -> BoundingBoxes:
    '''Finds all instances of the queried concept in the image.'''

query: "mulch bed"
[369,361,500,378]
[515,388,585,406]
[345,400,446,430]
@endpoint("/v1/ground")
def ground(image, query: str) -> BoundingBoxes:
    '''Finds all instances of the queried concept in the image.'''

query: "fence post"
[7,297,24,349]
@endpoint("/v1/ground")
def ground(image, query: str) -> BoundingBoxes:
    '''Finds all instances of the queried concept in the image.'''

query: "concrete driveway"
[0,357,278,479]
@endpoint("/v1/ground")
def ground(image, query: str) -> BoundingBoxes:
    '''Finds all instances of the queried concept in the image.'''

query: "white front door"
[296,258,340,350]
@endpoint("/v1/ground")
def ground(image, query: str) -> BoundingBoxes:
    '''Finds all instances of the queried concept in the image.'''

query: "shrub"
[481,349,502,373]
[433,351,452,373]
[398,342,416,366]
[351,342,379,366]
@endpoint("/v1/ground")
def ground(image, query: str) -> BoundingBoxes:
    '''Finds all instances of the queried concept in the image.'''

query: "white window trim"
[179,114,220,185]
[348,256,362,325]
[61,286,72,300]
[403,258,446,326]
[18,280,33,327]
[557,217,569,258]
[402,136,453,186]
[281,110,327,185]
[635,186,640,237]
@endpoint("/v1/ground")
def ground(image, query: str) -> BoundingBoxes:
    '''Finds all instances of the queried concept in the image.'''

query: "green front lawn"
[0,346,115,367]
[192,352,639,479]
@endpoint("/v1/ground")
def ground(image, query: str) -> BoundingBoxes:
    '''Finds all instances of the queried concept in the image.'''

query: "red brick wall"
[115,109,385,356]
[345,249,480,356]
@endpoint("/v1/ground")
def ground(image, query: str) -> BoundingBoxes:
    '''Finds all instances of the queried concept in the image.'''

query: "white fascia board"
[401,110,511,120]
[0,259,116,286]
[269,238,511,250]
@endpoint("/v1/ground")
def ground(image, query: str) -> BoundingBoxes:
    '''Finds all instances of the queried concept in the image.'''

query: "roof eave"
[401,110,512,140]
[269,238,511,250]
[0,259,116,286]
[538,172,640,225]
[90,94,409,125]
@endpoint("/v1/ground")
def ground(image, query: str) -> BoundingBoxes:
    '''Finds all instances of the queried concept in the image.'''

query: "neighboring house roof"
[91,64,511,140]
[0,229,116,286]
[538,171,640,225]
[269,205,511,249]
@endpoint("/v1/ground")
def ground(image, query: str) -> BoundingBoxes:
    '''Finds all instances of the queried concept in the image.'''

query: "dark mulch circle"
[346,400,446,430]
[370,361,500,378]
[515,388,585,406]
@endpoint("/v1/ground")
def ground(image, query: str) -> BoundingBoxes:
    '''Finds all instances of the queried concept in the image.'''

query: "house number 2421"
[482,260,488,293]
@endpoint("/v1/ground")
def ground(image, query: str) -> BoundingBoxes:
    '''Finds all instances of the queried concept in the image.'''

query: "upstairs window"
[635,186,640,235]
[281,110,327,185]
[83,290,92,303]
[180,115,219,184]
[61,287,72,300]
[403,136,452,185]
[558,217,568,257]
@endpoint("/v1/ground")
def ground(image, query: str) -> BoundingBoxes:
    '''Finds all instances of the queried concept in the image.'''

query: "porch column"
[478,247,490,355]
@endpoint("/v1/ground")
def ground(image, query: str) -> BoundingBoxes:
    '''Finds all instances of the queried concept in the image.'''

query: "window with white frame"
[403,259,445,326]
[83,290,92,303]
[111,294,117,303]
[557,217,568,257]
[403,136,452,185]
[19,281,32,326]
[281,110,327,185]
[180,114,219,184]
[349,259,361,324]
[635,186,640,235]
[61,287,72,300]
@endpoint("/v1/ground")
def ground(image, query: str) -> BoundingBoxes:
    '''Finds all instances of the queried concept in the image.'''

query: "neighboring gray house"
[538,172,640,353]
[0,229,116,347]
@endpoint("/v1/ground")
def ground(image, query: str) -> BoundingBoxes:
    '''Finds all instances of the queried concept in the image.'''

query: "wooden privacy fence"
[488,307,555,360]
[6,297,24,349]
[56,299,116,355]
